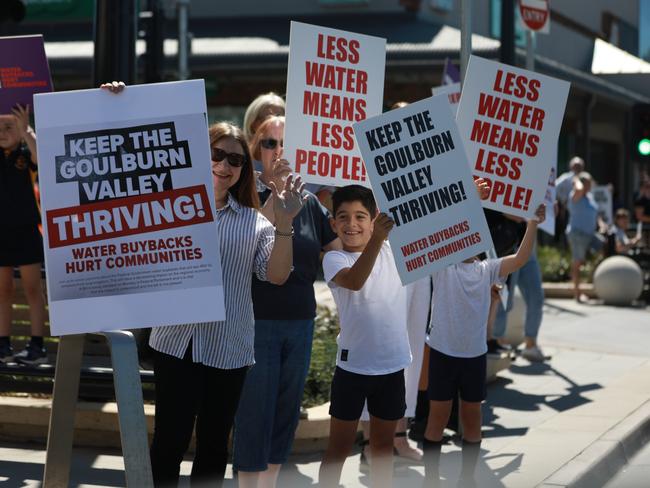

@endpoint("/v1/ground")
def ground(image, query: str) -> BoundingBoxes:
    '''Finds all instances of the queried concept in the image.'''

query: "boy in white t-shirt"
[422,204,546,488]
[318,185,412,488]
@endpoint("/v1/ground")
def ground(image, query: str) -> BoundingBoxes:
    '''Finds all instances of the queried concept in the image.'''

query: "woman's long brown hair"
[208,122,260,209]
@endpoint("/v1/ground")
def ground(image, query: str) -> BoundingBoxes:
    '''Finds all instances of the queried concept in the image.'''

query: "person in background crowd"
[0,104,48,365]
[233,115,340,488]
[490,215,547,363]
[243,92,285,144]
[613,208,641,254]
[634,177,650,225]
[566,172,603,303]
[555,156,584,238]
[555,157,585,207]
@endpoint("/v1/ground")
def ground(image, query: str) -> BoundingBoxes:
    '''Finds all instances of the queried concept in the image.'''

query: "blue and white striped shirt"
[149,193,275,369]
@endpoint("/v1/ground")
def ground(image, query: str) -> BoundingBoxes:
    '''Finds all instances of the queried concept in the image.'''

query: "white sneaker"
[521,346,547,362]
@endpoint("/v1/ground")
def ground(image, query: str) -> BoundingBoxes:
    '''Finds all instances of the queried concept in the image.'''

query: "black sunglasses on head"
[211,147,247,167]
[260,138,283,150]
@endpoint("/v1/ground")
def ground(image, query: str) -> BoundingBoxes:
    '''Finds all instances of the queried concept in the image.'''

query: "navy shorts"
[329,367,406,421]
[428,347,486,403]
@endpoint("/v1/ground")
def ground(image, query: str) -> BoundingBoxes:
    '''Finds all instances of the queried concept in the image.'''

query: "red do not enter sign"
[519,0,550,32]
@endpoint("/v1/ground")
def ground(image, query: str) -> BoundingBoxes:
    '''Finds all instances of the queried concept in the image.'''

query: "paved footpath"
[0,298,648,487]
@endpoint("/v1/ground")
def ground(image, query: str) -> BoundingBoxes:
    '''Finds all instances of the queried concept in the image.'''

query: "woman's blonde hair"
[243,92,285,142]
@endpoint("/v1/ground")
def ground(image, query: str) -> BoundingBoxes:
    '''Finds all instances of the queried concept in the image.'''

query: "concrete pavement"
[0,298,648,487]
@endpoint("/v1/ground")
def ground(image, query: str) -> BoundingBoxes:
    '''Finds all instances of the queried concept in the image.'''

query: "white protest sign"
[539,165,556,235]
[284,21,386,187]
[353,95,494,285]
[456,55,569,219]
[35,80,225,335]
[432,82,461,116]
[593,185,613,226]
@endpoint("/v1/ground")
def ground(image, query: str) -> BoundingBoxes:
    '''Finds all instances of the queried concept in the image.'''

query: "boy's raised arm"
[331,213,393,291]
[499,204,545,278]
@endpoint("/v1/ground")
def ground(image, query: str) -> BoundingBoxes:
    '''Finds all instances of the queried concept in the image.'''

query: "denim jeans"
[493,252,544,340]
[233,319,314,471]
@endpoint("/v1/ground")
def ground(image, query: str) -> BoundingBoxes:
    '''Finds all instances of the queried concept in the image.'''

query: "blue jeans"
[493,252,544,340]
[233,319,314,471]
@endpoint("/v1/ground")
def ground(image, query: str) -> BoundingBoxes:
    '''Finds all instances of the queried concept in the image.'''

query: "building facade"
[5,0,650,204]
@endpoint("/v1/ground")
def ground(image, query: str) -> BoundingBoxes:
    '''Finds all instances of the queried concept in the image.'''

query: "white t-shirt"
[323,242,412,375]
[615,227,630,247]
[555,170,575,206]
[426,258,503,358]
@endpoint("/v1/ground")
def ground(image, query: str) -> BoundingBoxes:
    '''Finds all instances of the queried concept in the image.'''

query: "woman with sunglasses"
[102,79,306,487]
[149,121,307,487]
[233,115,341,488]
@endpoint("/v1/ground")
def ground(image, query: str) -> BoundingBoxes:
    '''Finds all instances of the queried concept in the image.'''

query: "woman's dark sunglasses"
[260,138,283,150]
[211,147,247,167]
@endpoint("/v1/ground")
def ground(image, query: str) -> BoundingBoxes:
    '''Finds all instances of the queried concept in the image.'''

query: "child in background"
[0,105,47,364]
[422,204,546,488]
[318,185,411,488]
[612,208,640,254]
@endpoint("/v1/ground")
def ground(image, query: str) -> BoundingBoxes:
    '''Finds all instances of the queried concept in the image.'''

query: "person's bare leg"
[419,346,430,391]
[0,267,14,338]
[318,417,358,488]
[368,415,397,488]
[393,417,421,460]
[459,400,483,483]
[423,400,453,484]
[360,419,370,463]
[459,401,481,443]
[572,260,583,301]
[424,400,453,442]
[257,464,281,488]
[18,264,46,337]
[238,471,260,488]
[524,337,537,348]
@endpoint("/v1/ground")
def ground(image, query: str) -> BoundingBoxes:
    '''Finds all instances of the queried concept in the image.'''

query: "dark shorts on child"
[0,225,44,267]
[329,366,406,421]
[428,347,487,402]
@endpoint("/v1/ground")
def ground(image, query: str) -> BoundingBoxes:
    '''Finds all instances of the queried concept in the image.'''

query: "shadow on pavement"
[0,459,126,488]
[543,301,587,317]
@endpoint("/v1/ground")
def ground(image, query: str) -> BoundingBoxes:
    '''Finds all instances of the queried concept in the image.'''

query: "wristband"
[275,227,294,237]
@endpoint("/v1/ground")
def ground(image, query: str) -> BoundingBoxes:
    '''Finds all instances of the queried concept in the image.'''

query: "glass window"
[640,0,650,61]
[603,11,639,56]
[490,0,526,48]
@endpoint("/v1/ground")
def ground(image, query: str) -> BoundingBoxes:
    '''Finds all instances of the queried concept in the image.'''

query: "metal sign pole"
[460,0,472,86]
[177,0,191,80]
[526,30,536,71]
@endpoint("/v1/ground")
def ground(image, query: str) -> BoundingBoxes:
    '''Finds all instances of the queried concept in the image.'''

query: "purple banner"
[0,35,53,114]
[442,57,460,85]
